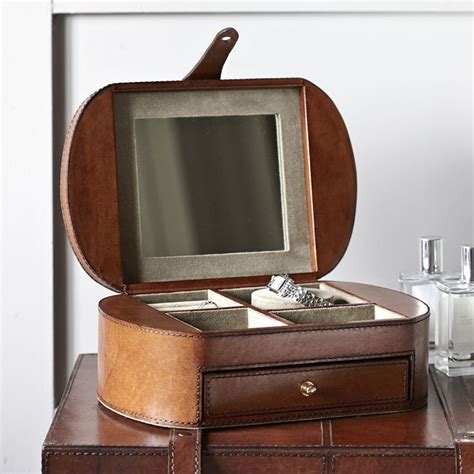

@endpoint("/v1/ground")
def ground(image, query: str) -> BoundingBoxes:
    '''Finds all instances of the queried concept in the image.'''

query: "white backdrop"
[58,11,473,377]
[1,3,473,473]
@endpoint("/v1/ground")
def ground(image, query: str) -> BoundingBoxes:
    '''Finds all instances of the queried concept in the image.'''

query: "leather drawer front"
[204,358,410,419]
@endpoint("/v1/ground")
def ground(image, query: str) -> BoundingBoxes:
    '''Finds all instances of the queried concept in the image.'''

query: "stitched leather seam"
[458,443,464,473]
[332,453,454,458]
[194,431,201,474]
[202,400,426,427]
[207,451,453,458]
[62,90,122,292]
[331,445,454,450]
[101,311,427,338]
[207,361,407,379]
[97,396,423,427]
[196,370,201,423]
[205,362,408,417]
[169,430,201,473]
[207,444,455,449]
[200,400,426,426]
[45,451,167,456]
[170,431,176,474]
[98,395,425,427]
[98,395,198,426]
[201,350,413,370]
[45,442,170,447]
[207,452,326,458]
[44,450,452,458]
[410,351,415,401]
[207,395,408,418]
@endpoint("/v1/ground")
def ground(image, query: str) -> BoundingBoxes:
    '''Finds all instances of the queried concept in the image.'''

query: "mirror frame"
[114,87,313,284]
[61,78,356,294]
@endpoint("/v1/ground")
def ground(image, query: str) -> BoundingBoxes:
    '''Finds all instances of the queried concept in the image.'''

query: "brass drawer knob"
[300,381,317,397]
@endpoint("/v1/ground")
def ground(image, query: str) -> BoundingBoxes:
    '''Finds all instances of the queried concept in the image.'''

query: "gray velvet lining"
[138,289,235,305]
[168,308,286,332]
[274,305,376,325]
[222,283,361,308]
[222,286,280,304]
[139,284,404,332]
[114,88,313,283]
[223,283,343,307]
[315,283,368,305]
[138,290,215,304]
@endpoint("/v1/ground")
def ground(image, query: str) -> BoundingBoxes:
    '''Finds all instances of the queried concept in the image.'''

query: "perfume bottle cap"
[419,236,443,275]
[461,245,474,284]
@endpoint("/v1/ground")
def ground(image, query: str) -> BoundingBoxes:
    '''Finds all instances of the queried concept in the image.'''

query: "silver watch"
[267,274,333,308]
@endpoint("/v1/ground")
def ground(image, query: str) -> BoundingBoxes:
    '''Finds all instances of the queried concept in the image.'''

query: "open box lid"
[60,28,356,295]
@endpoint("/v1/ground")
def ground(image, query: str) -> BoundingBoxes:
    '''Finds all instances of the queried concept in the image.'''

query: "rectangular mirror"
[134,114,284,258]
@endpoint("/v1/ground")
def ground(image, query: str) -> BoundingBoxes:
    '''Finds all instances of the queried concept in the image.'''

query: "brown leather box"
[42,354,471,474]
[60,28,429,429]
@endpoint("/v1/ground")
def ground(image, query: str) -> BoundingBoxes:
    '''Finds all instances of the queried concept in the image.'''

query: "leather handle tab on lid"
[184,27,239,80]
[168,428,202,474]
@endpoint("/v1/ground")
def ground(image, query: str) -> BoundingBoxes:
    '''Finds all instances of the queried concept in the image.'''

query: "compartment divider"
[273,304,377,325]
[212,288,256,309]
[220,283,364,310]
[135,284,405,332]
[138,289,242,312]
[249,307,296,326]
[166,307,288,332]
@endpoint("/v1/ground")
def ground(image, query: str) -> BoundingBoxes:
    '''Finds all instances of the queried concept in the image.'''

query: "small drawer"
[203,358,410,419]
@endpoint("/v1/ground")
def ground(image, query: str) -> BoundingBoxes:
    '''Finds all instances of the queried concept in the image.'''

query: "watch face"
[268,275,290,293]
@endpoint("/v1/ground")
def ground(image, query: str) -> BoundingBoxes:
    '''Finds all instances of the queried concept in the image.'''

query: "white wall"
[1,3,54,474]
[0,5,472,473]
[58,11,473,379]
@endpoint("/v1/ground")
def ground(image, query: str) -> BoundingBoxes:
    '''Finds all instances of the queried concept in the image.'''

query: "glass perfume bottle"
[435,246,474,376]
[399,237,446,357]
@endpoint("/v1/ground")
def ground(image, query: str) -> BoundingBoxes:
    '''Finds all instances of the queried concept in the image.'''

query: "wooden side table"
[42,354,473,473]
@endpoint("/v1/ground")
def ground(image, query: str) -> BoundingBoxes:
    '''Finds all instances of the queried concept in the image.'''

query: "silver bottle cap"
[461,245,474,284]
[419,236,443,275]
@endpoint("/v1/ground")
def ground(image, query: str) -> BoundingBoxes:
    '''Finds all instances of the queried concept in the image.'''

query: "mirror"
[114,87,312,283]
[134,114,285,257]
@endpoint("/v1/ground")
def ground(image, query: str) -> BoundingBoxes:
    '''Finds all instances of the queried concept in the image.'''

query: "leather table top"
[43,354,470,473]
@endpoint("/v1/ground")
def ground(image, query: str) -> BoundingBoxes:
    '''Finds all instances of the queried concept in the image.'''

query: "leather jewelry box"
[60,28,429,429]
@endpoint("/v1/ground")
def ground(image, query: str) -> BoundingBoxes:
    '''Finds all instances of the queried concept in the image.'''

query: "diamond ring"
[267,275,333,308]
[197,300,219,310]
